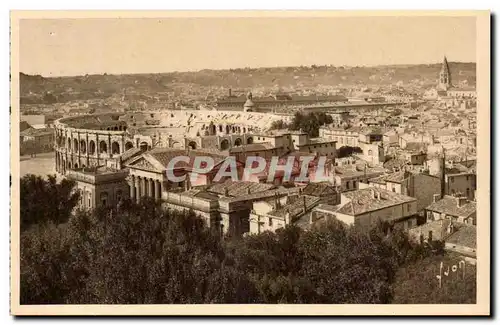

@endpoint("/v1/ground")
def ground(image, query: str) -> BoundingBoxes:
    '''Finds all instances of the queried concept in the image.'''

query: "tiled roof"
[20,121,31,132]
[313,203,339,214]
[425,195,476,218]
[207,180,275,197]
[229,142,276,153]
[268,195,321,220]
[301,182,337,197]
[20,127,53,137]
[148,148,228,168]
[337,187,416,216]
[445,224,476,249]
[384,170,412,184]
[120,147,143,164]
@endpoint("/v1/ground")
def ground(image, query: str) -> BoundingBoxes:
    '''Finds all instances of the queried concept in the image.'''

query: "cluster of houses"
[58,56,477,262]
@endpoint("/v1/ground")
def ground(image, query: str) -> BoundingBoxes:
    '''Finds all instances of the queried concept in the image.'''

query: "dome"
[243,91,255,108]
[244,98,255,107]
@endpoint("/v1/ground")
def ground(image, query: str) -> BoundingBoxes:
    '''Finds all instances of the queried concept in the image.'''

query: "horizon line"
[20,60,477,79]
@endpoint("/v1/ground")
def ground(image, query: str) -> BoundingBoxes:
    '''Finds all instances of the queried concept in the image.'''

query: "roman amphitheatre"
[53,109,291,174]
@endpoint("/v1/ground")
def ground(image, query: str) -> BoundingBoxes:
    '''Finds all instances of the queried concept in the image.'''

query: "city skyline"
[19,16,476,77]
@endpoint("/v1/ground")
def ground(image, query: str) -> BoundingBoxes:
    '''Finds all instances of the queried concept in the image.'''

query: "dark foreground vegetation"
[20,174,476,304]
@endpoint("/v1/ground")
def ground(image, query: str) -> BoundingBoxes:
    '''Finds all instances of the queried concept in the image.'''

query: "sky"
[18,16,477,77]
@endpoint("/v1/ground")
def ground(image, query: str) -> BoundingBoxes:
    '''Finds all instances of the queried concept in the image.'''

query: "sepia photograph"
[10,10,490,316]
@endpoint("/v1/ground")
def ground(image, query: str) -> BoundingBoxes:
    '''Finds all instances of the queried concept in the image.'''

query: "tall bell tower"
[438,56,451,91]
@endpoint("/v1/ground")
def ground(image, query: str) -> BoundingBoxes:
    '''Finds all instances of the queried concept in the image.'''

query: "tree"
[20,174,80,231]
[20,195,448,305]
[337,146,363,158]
[289,112,333,137]
[269,119,289,130]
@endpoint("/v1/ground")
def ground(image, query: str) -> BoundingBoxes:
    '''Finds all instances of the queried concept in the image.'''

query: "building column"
[149,178,155,199]
[135,176,141,203]
[129,175,136,201]
[141,177,147,198]
[86,133,90,166]
[155,180,161,200]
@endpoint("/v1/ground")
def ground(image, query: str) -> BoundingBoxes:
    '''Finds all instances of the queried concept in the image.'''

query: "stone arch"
[247,137,254,144]
[172,141,182,149]
[67,137,72,150]
[243,127,247,133]
[113,126,119,131]
[73,138,79,152]
[125,141,134,151]
[139,142,149,151]
[99,140,108,153]
[80,140,87,154]
[111,141,120,154]
[220,139,230,150]
[188,141,197,150]
[211,124,216,134]
[219,125,223,132]
[89,140,96,155]
[62,137,66,148]
[74,162,79,169]
[234,138,242,146]
[81,164,86,169]
[67,161,71,168]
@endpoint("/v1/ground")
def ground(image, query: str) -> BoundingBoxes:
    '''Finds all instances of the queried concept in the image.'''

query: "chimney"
[457,196,468,208]
[433,193,441,203]
[440,148,446,199]
[285,211,291,225]
[447,222,454,234]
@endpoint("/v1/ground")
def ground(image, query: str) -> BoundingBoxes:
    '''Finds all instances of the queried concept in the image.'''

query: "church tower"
[438,56,451,90]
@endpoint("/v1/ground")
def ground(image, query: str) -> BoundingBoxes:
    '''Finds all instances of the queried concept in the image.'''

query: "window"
[407,220,413,228]
[116,189,123,202]
[346,181,350,190]
[269,218,273,227]
[100,192,108,207]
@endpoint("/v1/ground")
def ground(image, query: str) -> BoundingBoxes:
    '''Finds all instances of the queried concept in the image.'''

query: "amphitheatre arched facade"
[54,110,290,174]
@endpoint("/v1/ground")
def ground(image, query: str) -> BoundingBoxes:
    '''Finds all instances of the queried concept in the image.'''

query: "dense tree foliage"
[336,146,363,158]
[288,112,333,137]
[20,174,80,231]
[269,120,290,130]
[392,253,476,304]
[20,188,451,304]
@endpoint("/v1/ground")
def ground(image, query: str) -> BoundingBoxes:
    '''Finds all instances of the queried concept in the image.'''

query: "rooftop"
[206,180,276,197]
[425,195,476,218]
[20,127,53,137]
[445,224,477,249]
[337,187,416,216]
[268,195,321,220]
[229,142,276,153]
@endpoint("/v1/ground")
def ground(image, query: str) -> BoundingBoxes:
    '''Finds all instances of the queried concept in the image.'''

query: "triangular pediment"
[126,156,162,173]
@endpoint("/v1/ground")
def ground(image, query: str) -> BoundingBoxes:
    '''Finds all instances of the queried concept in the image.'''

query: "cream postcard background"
[9,10,490,316]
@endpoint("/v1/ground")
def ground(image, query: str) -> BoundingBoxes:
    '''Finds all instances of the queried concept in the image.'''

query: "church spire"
[438,56,451,90]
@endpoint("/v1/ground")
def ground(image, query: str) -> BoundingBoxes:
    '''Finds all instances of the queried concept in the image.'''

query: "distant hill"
[19,62,476,105]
